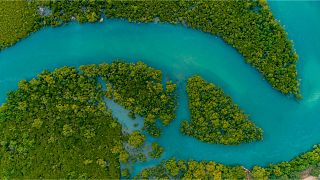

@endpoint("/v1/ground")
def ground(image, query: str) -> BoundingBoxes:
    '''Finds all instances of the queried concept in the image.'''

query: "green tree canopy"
[81,61,177,137]
[181,76,263,145]
[1,0,300,97]
[0,67,122,178]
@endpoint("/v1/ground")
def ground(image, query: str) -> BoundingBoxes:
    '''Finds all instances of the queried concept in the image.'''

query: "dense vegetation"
[149,142,164,159]
[113,130,147,165]
[0,0,300,96]
[135,158,246,179]
[135,145,320,179]
[181,76,263,145]
[0,61,318,178]
[0,61,174,178]
[127,131,145,148]
[0,67,122,178]
[251,145,320,179]
[0,1,40,50]
[2,1,318,178]
[80,61,177,137]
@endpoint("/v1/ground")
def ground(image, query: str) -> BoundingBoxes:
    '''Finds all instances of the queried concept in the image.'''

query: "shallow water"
[0,1,319,174]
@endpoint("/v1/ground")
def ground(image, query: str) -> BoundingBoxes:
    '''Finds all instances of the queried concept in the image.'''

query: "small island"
[181,76,263,145]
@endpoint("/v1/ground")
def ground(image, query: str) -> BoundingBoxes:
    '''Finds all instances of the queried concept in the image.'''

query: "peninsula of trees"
[0,0,300,97]
[0,67,122,178]
[0,61,175,178]
[135,145,320,179]
[0,61,318,179]
[80,61,177,137]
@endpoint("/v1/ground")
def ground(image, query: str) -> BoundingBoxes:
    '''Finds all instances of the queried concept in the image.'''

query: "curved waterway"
[0,1,319,174]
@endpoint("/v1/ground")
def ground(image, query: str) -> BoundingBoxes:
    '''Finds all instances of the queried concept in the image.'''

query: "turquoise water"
[0,1,320,174]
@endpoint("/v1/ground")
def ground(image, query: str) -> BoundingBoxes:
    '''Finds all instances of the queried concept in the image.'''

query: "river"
[0,1,319,174]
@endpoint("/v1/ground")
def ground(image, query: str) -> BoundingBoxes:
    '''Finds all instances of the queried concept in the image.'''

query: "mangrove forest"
[181,76,263,145]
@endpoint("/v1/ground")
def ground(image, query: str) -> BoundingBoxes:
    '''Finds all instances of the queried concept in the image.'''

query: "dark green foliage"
[251,166,270,180]
[135,158,246,179]
[80,61,177,137]
[149,142,164,159]
[39,0,300,97]
[136,145,320,179]
[1,0,300,96]
[310,167,320,177]
[181,76,262,145]
[136,163,169,179]
[0,1,41,50]
[1,0,317,178]
[0,60,176,178]
[263,145,320,179]
[0,67,122,178]
[121,168,130,179]
[127,131,145,148]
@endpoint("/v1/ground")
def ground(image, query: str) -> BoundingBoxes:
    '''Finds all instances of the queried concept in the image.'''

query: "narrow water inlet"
[0,1,319,173]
